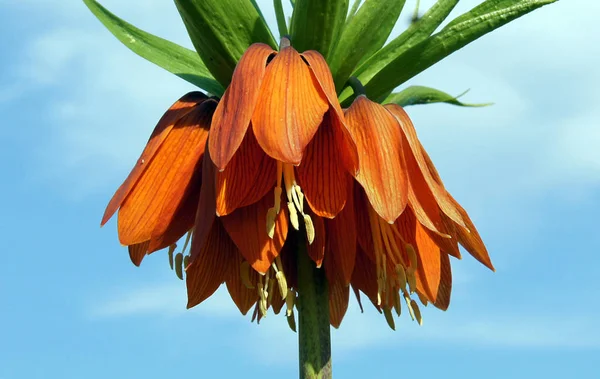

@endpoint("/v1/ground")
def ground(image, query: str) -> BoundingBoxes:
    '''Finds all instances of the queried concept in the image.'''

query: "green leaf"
[347,0,362,23]
[329,0,406,92]
[361,0,557,103]
[339,0,459,101]
[274,0,289,37]
[174,0,277,87]
[82,0,224,96]
[384,86,493,107]
[290,0,349,57]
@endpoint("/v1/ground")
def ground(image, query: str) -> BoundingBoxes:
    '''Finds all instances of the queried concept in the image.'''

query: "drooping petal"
[306,210,325,268]
[216,129,276,216]
[226,256,259,315]
[351,245,380,309]
[301,50,359,173]
[447,194,495,271]
[252,46,329,165]
[324,181,357,286]
[296,112,350,218]
[329,280,350,329]
[209,43,276,170]
[189,143,217,263]
[345,96,408,223]
[186,220,236,309]
[386,104,466,228]
[396,209,447,305]
[102,92,207,225]
[128,241,150,267]
[221,194,288,274]
[117,102,212,246]
[433,250,452,310]
[353,184,374,256]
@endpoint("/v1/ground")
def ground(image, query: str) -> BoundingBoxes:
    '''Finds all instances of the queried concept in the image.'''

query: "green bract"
[174,0,277,87]
[328,0,406,92]
[84,0,556,106]
[385,86,492,107]
[290,0,349,58]
[82,0,224,96]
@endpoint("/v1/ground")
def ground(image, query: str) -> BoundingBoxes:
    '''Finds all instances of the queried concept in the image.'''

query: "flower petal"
[128,241,150,267]
[351,245,380,310]
[329,280,350,328]
[117,102,212,246]
[447,194,495,271]
[301,50,359,173]
[324,181,357,286]
[186,220,236,309]
[345,96,408,223]
[306,209,326,268]
[252,46,329,165]
[396,209,449,306]
[209,43,276,170]
[102,92,207,225]
[226,256,259,315]
[189,144,217,263]
[221,193,288,274]
[216,128,276,216]
[296,112,350,218]
[386,104,466,228]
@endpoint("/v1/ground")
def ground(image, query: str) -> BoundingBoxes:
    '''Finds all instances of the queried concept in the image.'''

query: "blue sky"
[1,0,598,378]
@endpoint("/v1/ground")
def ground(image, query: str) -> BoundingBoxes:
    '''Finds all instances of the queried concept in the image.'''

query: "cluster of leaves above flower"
[88,0,555,329]
[83,0,555,107]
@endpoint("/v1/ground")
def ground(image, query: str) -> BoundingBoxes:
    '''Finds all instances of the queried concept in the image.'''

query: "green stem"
[297,235,331,379]
[274,0,289,37]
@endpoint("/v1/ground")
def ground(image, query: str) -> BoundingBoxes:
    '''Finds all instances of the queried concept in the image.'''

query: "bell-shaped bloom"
[340,95,494,328]
[208,43,359,221]
[101,92,215,266]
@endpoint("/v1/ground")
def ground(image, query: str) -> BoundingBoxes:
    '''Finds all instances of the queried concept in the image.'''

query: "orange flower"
[101,92,215,266]
[102,52,493,331]
[334,95,494,328]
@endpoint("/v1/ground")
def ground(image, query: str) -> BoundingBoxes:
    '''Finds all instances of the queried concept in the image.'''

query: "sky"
[0,0,598,378]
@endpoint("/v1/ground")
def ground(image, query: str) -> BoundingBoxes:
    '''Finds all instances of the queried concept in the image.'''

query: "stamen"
[266,207,277,238]
[417,292,429,306]
[404,293,416,321]
[411,299,423,325]
[181,229,193,256]
[240,261,255,289]
[266,163,284,238]
[273,257,288,300]
[393,290,402,317]
[303,214,315,244]
[383,308,396,331]
[396,264,407,292]
[168,244,177,270]
[287,202,300,230]
[368,207,385,305]
[285,289,296,317]
[258,275,267,318]
[267,278,276,306]
[406,244,418,272]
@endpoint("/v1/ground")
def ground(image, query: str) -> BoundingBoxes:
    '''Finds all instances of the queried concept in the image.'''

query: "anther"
[240,261,255,289]
[383,307,396,331]
[266,207,277,238]
[410,299,423,325]
[288,202,300,230]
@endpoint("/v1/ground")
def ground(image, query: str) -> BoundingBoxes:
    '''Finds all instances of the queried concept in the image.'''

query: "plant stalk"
[296,235,332,379]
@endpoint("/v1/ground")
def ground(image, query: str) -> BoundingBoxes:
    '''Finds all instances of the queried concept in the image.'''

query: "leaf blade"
[174,0,277,87]
[363,0,557,102]
[290,0,349,57]
[83,0,224,95]
[329,0,407,92]
[384,86,492,107]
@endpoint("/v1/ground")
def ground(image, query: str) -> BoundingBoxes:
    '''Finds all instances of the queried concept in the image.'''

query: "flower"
[101,92,215,266]
[336,95,494,328]
[186,42,362,322]
[102,51,493,331]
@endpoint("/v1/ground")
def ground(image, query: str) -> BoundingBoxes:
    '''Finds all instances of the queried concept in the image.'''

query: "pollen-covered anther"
[266,207,277,238]
[411,299,423,325]
[282,163,315,242]
[404,293,416,321]
[285,289,296,317]
[240,261,255,289]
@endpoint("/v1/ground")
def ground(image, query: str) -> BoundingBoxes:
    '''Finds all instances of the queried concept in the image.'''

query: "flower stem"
[297,235,331,379]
